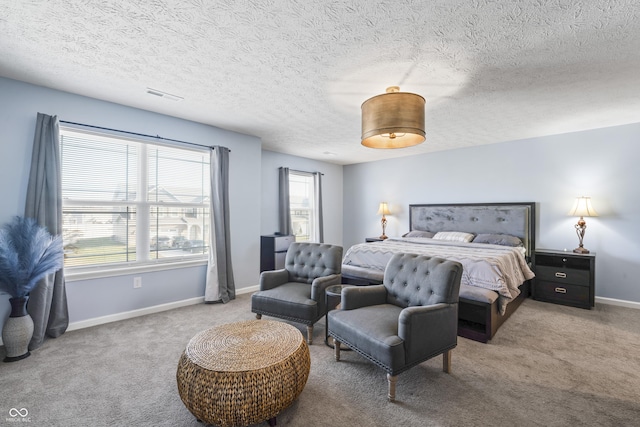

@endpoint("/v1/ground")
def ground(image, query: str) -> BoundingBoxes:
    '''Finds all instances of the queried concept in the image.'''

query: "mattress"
[342,237,535,313]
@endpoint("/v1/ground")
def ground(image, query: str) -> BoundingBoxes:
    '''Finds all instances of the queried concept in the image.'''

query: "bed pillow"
[432,231,475,243]
[402,230,435,238]
[473,233,524,247]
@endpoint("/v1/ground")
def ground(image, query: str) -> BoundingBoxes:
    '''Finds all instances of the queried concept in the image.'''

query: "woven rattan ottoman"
[176,320,310,427]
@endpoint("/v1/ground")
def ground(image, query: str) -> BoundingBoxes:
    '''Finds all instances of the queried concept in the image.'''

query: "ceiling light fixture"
[361,86,425,149]
[146,87,184,102]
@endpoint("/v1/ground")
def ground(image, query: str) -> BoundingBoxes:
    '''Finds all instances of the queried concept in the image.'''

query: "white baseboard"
[67,296,205,332]
[595,296,640,310]
[238,284,259,295]
[67,285,260,332]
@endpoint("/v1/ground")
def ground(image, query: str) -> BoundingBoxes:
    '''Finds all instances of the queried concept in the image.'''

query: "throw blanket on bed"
[342,238,535,314]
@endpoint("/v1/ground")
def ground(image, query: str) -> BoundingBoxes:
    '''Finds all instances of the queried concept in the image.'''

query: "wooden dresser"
[260,234,294,272]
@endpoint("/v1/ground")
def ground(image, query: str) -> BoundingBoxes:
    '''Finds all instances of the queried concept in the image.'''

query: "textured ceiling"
[1,0,639,165]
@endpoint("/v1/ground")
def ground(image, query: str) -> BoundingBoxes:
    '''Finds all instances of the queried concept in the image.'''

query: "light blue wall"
[260,150,343,246]
[343,124,640,303]
[0,77,262,325]
[2,73,638,335]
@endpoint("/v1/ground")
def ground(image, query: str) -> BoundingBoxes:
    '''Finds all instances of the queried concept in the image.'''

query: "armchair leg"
[306,325,313,345]
[255,314,262,320]
[387,374,397,402]
[334,340,341,361]
[443,350,452,373]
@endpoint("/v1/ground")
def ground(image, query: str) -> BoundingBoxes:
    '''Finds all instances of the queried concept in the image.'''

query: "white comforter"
[342,237,535,313]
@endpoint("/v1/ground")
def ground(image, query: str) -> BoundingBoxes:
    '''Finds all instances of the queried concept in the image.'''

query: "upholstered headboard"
[409,202,536,260]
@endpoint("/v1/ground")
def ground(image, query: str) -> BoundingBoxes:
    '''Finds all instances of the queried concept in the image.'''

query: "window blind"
[60,128,210,269]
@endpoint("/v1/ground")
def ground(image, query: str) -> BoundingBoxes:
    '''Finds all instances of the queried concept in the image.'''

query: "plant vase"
[2,296,34,362]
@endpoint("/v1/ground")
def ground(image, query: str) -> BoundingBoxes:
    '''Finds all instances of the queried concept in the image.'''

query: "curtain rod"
[59,120,229,151]
[281,167,324,176]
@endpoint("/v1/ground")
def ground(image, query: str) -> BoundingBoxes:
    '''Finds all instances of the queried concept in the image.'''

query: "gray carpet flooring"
[1,294,639,426]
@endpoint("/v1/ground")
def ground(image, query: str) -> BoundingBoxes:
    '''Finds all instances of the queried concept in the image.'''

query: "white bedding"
[342,237,535,314]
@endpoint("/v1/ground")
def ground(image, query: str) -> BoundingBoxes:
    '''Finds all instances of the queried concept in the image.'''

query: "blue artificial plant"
[0,216,64,299]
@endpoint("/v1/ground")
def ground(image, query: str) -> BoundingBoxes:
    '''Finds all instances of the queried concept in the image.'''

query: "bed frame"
[343,202,536,343]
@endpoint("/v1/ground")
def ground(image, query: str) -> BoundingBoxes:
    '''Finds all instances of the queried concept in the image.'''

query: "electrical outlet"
[133,277,142,289]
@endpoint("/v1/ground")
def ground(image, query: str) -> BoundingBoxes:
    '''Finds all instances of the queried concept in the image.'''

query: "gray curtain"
[313,172,324,243]
[204,146,235,303]
[24,112,68,350]
[278,167,292,235]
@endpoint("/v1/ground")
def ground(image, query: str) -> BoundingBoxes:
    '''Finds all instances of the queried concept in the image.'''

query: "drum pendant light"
[361,86,426,149]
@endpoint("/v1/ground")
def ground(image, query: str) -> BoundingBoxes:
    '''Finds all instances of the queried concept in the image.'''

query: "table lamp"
[377,202,391,240]
[568,196,598,254]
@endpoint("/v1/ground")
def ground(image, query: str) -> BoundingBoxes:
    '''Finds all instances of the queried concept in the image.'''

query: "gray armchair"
[328,253,462,401]
[251,242,343,344]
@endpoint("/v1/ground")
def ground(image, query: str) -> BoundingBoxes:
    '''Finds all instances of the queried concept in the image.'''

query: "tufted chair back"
[384,253,461,308]
[285,242,343,284]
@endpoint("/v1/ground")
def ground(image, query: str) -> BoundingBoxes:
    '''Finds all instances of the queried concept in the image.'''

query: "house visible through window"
[289,171,315,242]
[60,127,210,270]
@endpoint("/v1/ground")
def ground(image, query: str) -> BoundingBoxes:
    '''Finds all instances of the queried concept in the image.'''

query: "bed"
[342,202,536,343]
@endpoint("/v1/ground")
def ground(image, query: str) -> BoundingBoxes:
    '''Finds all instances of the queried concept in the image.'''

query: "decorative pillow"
[402,230,435,238]
[432,231,475,243]
[473,233,524,247]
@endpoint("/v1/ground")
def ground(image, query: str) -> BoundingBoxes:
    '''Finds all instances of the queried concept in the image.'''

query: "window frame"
[288,170,316,242]
[59,126,210,281]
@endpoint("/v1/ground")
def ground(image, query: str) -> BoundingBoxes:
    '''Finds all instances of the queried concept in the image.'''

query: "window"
[289,171,315,242]
[60,128,210,271]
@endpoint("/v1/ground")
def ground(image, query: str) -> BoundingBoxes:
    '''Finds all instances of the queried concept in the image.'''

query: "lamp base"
[379,234,388,240]
[573,247,590,254]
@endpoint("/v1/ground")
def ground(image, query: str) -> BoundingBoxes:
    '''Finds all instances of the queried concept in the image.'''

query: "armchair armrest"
[341,285,387,310]
[259,269,289,291]
[311,274,342,314]
[310,274,342,300]
[398,303,458,363]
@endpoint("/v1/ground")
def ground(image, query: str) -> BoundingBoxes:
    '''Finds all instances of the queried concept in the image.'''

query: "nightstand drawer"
[535,253,591,270]
[535,280,590,308]
[535,265,590,286]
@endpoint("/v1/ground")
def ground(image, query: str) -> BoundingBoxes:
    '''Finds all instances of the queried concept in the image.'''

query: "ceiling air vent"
[146,87,184,101]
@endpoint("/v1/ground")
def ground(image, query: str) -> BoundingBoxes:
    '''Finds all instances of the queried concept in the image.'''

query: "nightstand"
[365,237,384,242]
[533,249,595,309]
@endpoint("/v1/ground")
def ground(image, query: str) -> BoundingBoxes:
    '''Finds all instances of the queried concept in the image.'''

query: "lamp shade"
[568,197,598,217]
[377,202,391,216]
[361,86,425,149]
